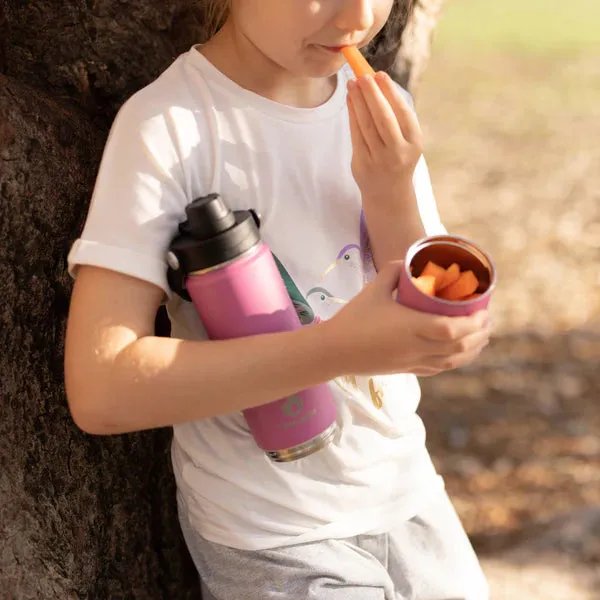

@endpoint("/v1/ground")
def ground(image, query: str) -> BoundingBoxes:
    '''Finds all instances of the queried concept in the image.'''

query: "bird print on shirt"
[319,210,375,285]
[272,210,383,410]
[305,286,347,321]
[319,244,362,281]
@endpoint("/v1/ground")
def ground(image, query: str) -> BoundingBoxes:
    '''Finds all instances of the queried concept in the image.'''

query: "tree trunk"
[0,1,445,597]
[393,0,447,92]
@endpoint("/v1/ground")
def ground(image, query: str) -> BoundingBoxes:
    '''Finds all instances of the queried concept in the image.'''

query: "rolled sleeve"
[67,93,190,295]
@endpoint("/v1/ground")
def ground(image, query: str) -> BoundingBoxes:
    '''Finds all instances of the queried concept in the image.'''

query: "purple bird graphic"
[306,286,347,320]
[319,243,362,281]
[320,211,375,283]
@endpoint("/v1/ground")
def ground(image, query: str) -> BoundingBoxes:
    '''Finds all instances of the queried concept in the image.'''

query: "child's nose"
[334,0,375,33]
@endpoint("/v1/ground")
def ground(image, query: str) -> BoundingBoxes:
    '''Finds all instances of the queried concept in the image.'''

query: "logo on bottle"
[282,395,303,418]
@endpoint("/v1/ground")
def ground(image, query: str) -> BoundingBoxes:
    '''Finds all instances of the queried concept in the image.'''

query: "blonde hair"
[197,0,231,44]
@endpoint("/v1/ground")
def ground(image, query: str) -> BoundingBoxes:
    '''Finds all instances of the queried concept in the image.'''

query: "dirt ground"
[415,52,600,598]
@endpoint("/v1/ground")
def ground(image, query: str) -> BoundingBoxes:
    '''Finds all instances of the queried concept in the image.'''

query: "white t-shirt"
[68,46,447,551]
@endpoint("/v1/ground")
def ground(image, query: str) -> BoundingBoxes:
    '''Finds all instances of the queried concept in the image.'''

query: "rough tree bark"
[0,1,445,598]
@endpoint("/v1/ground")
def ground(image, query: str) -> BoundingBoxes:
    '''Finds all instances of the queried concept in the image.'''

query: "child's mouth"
[318,45,347,54]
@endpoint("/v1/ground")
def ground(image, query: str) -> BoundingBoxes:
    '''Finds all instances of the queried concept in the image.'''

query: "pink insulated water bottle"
[166,194,338,462]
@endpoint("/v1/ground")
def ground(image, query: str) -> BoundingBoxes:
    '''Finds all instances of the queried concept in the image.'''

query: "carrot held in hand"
[342,46,375,79]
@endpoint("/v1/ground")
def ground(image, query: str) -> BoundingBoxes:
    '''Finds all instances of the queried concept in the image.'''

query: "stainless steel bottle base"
[265,422,339,463]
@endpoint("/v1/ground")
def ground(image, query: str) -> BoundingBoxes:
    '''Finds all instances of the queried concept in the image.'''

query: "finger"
[373,260,404,294]
[347,94,371,159]
[423,326,491,357]
[357,75,404,147]
[347,78,384,155]
[411,367,442,377]
[375,72,422,145]
[425,345,488,372]
[418,311,489,343]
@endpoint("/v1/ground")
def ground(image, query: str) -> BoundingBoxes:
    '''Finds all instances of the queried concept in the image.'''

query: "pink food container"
[397,234,497,317]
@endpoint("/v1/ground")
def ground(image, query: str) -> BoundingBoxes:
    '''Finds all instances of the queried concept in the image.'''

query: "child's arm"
[361,183,426,268]
[65,263,490,436]
[347,69,436,267]
[65,266,343,435]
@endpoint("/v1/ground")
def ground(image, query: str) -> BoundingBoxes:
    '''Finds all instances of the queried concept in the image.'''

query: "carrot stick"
[437,263,461,291]
[461,293,482,301]
[421,261,446,292]
[412,275,436,297]
[342,46,375,78]
[438,270,479,301]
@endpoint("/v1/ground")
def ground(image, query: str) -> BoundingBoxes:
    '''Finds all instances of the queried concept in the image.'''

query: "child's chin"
[304,59,346,79]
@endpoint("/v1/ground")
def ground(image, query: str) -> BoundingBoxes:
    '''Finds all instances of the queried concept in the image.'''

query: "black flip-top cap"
[183,193,236,238]
[168,194,261,280]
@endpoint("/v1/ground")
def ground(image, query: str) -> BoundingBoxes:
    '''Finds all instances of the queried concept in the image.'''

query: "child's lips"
[318,40,367,54]
[318,45,348,54]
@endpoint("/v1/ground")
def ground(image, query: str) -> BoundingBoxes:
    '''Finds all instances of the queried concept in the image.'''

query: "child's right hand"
[323,261,491,377]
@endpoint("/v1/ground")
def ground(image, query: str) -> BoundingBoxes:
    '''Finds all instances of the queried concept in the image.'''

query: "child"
[65,1,491,598]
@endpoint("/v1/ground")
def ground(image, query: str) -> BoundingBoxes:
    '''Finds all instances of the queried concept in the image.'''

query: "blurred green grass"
[434,0,600,55]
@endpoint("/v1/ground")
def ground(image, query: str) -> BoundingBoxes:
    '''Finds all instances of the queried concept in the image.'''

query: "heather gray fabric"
[177,489,489,600]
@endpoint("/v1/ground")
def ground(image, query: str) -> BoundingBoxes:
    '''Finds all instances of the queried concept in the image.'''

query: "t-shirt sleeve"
[413,155,447,236]
[397,86,448,237]
[67,94,190,295]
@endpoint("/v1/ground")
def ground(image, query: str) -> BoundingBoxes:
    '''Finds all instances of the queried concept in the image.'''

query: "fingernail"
[347,80,356,91]
[375,72,387,82]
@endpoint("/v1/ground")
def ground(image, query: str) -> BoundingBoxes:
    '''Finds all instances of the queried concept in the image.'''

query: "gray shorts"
[177,489,489,600]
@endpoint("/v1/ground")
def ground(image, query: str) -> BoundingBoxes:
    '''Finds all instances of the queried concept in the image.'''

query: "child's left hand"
[347,72,423,208]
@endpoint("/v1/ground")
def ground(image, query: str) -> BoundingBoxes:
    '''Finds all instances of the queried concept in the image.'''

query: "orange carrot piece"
[438,271,479,301]
[341,46,375,78]
[421,261,446,291]
[437,263,461,291]
[412,275,436,296]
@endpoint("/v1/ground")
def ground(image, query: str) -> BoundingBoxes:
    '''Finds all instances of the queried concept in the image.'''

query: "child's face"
[230,0,394,77]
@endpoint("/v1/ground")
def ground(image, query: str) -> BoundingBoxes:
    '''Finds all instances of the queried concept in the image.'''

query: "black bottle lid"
[167,194,261,298]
